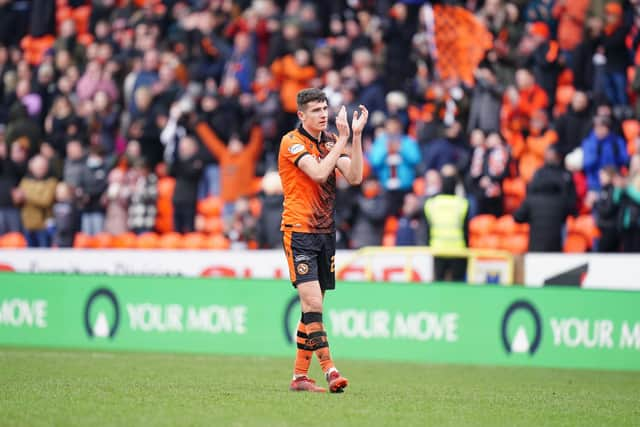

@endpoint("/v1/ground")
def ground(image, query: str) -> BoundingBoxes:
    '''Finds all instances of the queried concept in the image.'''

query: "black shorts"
[282,231,336,290]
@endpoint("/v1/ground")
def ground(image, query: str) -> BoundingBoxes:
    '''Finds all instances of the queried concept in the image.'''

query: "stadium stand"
[0,0,639,253]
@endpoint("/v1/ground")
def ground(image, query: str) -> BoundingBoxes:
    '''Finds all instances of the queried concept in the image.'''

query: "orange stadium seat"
[412,177,425,196]
[181,232,206,250]
[470,233,501,250]
[382,232,396,247]
[0,232,27,248]
[73,232,94,249]
[469,214,496,236]
[197,196,223,217]
[136,232,159,249]
[93,232,114,249]
[384,216,399,234]
[249,197,262,218]
[501,233,529,254]
[205,233,231,250]
[112,232,136,249]
[492,215,518,235]
[622,119,639,155]
[563,233,589,253]
[204,216,224,234]
[157,232,183,250]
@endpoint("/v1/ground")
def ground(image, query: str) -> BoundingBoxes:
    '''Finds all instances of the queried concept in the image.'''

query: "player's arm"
[337,105,368,185]
[298,106,350,184]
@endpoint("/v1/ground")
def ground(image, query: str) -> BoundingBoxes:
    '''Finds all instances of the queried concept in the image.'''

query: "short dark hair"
[297,88,327,111]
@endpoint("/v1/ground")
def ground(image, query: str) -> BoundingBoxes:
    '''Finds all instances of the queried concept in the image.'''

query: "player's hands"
[351,104,369,135]
[336,105,350,140]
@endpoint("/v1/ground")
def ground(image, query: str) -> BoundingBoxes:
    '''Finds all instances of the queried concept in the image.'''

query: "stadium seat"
[197,196,223,217]
[412,177,425,196]
[0,232,27,248]
[563,233,589,253]
[136,232,159,249]
[382,232,396,247]
[622,119,639,155]
[492,215,518,235]
[112,232,136,249]
[384,216,399,234]
[249,197,262,218]
[205,233,231,250]
[157,232,183,250]
[469,214,496,236]
[181,232,206,250]
[93,232,114,249]
[501,233,529,254]
[73,232,95,249]
[470,233,501,250]
[204,216,224,234]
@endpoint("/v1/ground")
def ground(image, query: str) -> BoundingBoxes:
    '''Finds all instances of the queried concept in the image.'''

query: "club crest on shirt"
[288,143,305,154]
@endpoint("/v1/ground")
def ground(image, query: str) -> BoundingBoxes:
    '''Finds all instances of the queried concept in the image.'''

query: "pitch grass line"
[1,347,639,427]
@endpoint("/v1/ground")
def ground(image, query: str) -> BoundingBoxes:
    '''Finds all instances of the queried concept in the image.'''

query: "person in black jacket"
[594,167,620,252]
[553,91,593,157]
[256,171,283,249]
[169,135,203,233]
[514,146,577,252]
[0,139,26,234]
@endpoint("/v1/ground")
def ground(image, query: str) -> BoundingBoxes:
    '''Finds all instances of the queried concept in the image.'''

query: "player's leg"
[314,233,348,393]
[283,231,326,392]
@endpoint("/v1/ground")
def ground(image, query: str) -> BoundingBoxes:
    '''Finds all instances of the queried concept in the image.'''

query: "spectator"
[195,122,263,215]
[395,192,422,246]
[581,115,629,192]
[169,135,203,233]
[468,65,503,134]
[424,169,469,282]
[103,167,130,236]
[594,167,620,252]
[467,131,510,217]
[601,2,631,108]
[368,115,421,216]
[614,171,640,252]
[501,68,548,136]
[256,170,283,249]
[351,176,387,249]
[422,121,465,174]
[514,146,576,252]
[52,182,77,248]
[78,145,109,236]
[553,91,592,158]
[552,0,589,54]
[15,155,57,247]
[127,159,157,235]
[516,109,557,183]
[572,17,604,97]
[227,196,257,249]
[0,138,26,234]
[63,139,86,191]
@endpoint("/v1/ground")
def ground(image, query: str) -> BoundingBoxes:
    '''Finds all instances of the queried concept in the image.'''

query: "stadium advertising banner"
[0,249,512,284]
[1,273,638,371]
[524,254,640,291]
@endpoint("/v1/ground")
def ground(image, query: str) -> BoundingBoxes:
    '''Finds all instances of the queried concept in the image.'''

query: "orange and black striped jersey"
[278,125,348,234]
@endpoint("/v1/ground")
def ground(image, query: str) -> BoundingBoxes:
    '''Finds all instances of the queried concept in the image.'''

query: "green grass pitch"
[1,348,639,427]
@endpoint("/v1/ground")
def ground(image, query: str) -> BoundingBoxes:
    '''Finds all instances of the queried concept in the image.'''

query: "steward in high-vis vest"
[424,174,469,282]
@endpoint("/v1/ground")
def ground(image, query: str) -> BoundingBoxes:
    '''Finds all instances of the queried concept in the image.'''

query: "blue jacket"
[368,133,421,191]
[581,131,629,191]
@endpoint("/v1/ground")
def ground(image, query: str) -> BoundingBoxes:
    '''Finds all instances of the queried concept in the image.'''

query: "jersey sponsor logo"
[294,255,310,262]
[297,263,309,275]
[288,144,305,154]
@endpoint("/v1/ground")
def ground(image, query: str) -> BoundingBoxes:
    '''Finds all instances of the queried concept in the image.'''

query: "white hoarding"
[524,254,640,291]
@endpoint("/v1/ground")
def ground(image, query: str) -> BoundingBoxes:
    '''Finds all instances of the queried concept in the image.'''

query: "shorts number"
[330,256,335,273]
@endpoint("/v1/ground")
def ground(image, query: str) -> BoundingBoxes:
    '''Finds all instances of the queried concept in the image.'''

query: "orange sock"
[305,320,335,373]
[294,320,313,377]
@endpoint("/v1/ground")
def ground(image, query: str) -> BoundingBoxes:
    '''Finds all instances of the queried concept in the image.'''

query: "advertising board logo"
[501,300,542,355]
[84,288,120,339]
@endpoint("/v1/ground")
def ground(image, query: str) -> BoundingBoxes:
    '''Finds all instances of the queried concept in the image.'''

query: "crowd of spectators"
[0,0,640,253]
